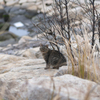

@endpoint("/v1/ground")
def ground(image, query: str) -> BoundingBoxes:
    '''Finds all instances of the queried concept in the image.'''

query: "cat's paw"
[53,67,59,69]
[44,67,49,70]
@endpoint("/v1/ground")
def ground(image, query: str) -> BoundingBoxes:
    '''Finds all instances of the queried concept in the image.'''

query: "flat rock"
[0,54,57,82]
[19,0,27,3]
[22,47,42,59]
[18,36,32,44]
[6,0,19,6]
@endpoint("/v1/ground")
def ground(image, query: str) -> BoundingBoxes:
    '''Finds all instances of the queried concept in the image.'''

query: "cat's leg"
[52,65,59,69]
[45,63,50,69]
[53,67,59,69]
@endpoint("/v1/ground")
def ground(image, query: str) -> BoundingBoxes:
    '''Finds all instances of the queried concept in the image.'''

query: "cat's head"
[40,44,49,53]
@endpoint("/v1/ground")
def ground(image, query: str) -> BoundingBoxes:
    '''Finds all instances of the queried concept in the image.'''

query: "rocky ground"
[0,0,100,100]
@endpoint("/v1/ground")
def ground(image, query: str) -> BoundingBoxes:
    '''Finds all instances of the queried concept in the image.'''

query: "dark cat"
[40,44,67,69]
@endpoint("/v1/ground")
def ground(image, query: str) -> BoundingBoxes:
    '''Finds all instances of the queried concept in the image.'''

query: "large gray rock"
[21,75,100,100]
[22,47,42,59]
[0,35,48,55]
[0,54,57,81]
[0,38,17,47]
[0,74,100,100]
[25,10,38,19]
[0,22,10,31]
[6,0,18,6]
[0,31,18,41]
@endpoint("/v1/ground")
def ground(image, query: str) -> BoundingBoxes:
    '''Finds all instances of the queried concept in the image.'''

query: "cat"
[40,44,67,69]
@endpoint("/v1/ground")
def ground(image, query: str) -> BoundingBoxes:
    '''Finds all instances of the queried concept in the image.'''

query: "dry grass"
[61,30,100,83]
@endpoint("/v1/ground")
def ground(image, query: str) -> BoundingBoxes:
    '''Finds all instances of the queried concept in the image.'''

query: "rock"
[4,6,12,13]
[32,47,42,58]
[0,36,47,55]
[28,0,37,2]
[38,4,53,15]
[0,38,17,47]
[25,10,38,19]
[68,6,84,20]
[0,74,100,100]
[0,54,57,81]
[22,47,42,59]
[32,13,45,23]
[9,26,29,37]
[0,18,4,23]
[18,36,32,44]
[0,22,10,31]
[9,14,32,27]
[8,6,26,15]
[19,0,27,3]
[13,9,26,15]
[0,0,4,5]
[97,6,100,13]
[20,75,100,100]
[9,6,20,13]
[6,0,19,6]
[27,4,38,11]
[22,48,37,59]
[0,31,19,41]
[18,36,47,49]
[20,3,34,8]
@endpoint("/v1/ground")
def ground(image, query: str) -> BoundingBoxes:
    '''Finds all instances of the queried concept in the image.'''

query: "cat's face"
[40,44,49,53]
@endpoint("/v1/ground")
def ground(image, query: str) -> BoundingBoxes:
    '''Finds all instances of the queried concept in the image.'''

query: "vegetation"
[34,0,100,83]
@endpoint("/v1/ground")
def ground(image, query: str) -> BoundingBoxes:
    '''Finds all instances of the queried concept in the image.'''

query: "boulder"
[0,18,4,23]
[18,35,47,48]
[0,22,10,31]
[25,10,38,19]
[0,31,19,41]
[22,48,37,58]
[20,75,100,100]
[32,47,42,58]
[0,75,100,100]
[6,0,19,6]
[18,36,32,44]
[22,47,42,59]
[0,54,57,81]
[0,38,17,47]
